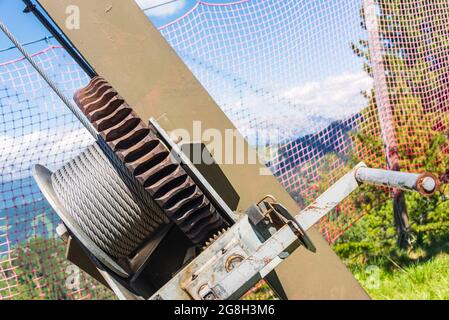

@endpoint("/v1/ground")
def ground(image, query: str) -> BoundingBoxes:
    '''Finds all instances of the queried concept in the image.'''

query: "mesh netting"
[0,47,111,299]
[1,0,449,299]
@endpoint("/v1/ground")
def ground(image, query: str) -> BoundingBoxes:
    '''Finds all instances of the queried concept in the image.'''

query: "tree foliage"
[332,0,449,268]
[1,237,112,300]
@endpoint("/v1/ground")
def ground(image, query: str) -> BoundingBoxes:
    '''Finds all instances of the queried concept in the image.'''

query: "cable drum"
[51,142,169,259]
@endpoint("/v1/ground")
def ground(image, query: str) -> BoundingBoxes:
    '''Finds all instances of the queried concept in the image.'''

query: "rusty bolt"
[416,173,440,197]
[198,284,217,300]
[225,254,245,272]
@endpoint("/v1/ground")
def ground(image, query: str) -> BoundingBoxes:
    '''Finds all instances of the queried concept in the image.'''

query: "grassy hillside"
[353,253,449,300]
[243,250,449,300]
[331,187,449,300]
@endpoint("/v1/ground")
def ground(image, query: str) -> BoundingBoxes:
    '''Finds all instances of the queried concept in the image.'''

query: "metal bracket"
[247,195,316,252]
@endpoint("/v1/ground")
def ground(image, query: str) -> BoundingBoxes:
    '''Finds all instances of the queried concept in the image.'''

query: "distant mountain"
[272,113,361,173]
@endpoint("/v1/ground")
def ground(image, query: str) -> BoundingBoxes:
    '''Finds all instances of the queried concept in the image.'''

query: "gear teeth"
[74,76,229,245]
[202,228,229,250]
[74,77,108,105]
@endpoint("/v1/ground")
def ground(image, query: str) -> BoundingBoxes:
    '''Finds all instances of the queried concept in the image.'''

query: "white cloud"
[0,128,93,182]
[282,71,373,121]
[135,0,187,17]
[219,71,372,146]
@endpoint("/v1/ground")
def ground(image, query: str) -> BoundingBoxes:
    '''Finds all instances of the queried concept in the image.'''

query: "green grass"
[241,281,276,300]
[244,255,449,300]
[352,253,449,299]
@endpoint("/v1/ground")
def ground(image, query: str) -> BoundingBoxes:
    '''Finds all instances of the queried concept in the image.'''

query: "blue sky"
[0,0,201,61]
[137,0,228,26]
[0,0,227,61]
[0,0,54,61]
[0,0,368,88]
[147,0,370,143]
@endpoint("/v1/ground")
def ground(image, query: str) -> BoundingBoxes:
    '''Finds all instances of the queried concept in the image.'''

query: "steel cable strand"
[53,165,132,257]
[0,20,97,138]
[94,141,169,225]
[59,171,133,258]
[62,160,138,255]
[77,150,158,240]
[53,163,135,257]
[52,144,174,257]
[74,151,157,238]
[51,169,129,257]
[86,145,165,231]
[83,145,154,226]
[72,154,153,245]
[89,147,169,240]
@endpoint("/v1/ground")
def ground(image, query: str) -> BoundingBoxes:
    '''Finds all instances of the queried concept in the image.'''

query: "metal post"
[363,0,411,247]
[22,0,97,78]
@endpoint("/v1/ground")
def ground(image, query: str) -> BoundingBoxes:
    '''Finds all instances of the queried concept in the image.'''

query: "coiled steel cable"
[51,142,169,259]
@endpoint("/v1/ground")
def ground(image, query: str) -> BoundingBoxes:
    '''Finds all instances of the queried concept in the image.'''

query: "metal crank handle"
[355,167,440,197]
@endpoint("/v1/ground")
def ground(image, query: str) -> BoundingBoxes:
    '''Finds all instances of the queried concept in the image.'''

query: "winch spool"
[51,142,169,259]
